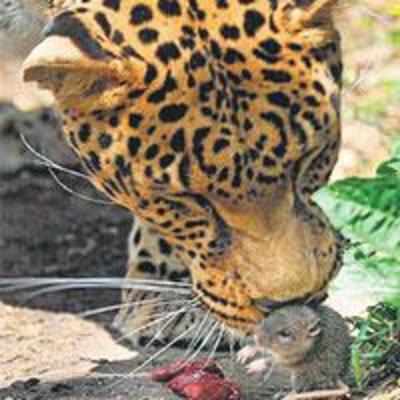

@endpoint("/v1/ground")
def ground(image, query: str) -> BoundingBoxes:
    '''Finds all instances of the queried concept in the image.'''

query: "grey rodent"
[239,304,352,399]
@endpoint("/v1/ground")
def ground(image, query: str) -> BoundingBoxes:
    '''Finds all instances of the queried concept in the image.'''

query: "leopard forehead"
[25,0,343,333]
[47,0,342,179]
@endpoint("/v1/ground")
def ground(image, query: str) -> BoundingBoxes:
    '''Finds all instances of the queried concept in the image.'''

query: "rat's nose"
[253,298,293,315]
[41,18,53,38]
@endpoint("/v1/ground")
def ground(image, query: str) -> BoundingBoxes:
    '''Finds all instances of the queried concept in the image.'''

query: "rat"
[237,304,352,400]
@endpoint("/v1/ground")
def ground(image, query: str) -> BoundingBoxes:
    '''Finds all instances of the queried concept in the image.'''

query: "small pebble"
[23,377,40,389]
[50,382,72,393]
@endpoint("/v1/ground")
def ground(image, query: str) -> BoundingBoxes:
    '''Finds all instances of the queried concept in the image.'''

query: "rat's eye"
[277,329,293,343]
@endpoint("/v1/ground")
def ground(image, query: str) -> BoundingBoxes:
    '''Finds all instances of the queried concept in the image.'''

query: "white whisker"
[228,328,240,362]
[19,283,190,302]
[182,311,211,359]
[115,300,199,344]
[19,133,113,205]
[206,323,224,363]
[114,311,185,344]
[143,312,180,349]
[184,320,220,365]
[130,322,198,375]
[19,133,88,180]
[20,133,113,205]
[0,278,192,293]
[101,314,200,393]
[79,297,194,319]
[144,295,201,349]
[48,167,113,205]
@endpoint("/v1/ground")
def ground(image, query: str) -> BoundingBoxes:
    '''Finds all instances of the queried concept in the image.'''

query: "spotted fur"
[23,0,345,335]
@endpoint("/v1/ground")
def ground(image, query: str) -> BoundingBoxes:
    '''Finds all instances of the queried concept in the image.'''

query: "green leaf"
[316,176,400,257]
[314,151,400,305]
[376,159,400,176]
[388,30,400,47]
[351,347,363,388]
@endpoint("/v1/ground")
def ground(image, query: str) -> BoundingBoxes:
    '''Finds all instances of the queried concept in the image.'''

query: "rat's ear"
[308,319,321,337]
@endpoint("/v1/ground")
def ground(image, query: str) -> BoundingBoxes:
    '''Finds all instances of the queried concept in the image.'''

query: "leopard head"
[23,0,343,335]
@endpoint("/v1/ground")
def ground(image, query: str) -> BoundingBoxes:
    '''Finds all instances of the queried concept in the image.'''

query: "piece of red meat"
[150,359,241,400]
[168,369,241,400]
[150,358,224,382]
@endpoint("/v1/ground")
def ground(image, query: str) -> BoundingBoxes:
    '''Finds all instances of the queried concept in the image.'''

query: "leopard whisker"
[0,277,191,292]
[142,309,186,350]
[99,321,199,393]
[119,297,200,326]
[228,328,241,361]
[183,319,220,365]
[100,304,201,386]
[182,311,211,359]
[114,299,200,344]
[129,321,199,376]
[23,284,190,302]
[19,133,112,205]
[48,167,113,205]
[150,317,181,348]
[79,297,196,319]
[206,323,224,364]
[114,312,185,344]
[19,133,89,180]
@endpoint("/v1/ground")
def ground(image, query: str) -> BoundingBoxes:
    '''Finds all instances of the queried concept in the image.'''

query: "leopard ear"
[302,0,340,22]
[22,34,126,87]
[288,0,341,30]
[22,13,145,108]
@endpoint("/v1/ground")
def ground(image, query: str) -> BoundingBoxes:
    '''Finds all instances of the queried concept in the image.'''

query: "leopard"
[19,0,346,340]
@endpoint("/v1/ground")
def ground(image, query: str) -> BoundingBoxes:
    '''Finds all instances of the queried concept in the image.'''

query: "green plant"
[314,140,400,388]
[315,141,400,306]
[350,303,400,388]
